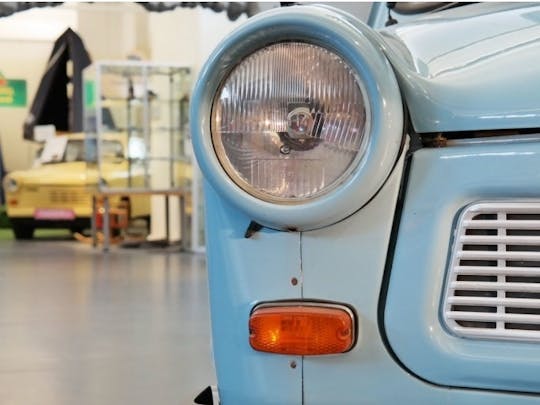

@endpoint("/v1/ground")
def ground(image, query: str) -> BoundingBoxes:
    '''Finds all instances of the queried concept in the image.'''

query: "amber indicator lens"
[249,304,355,356]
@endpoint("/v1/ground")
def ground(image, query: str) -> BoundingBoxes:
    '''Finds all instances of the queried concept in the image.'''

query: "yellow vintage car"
[3,133,190,239]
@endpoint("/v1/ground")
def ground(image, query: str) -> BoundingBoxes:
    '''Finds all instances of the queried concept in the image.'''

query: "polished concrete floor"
[0,238,216,405]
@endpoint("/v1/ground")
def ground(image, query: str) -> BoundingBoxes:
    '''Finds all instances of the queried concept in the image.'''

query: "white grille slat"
[462,219,540,229]
[448,296,540,308]
[467,203,540,214]
[447,312,540,324]
[443,201,540,342]
[457,250,540,261]
[460,235,540,245]
[454,266,540,276]
[451,281,540,292]
[452,326,540,340]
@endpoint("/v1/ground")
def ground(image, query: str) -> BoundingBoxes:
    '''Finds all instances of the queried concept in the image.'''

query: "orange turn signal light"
[249,302,355,356]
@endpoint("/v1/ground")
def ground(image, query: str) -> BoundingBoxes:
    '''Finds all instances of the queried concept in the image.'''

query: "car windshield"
[40,138,124,164]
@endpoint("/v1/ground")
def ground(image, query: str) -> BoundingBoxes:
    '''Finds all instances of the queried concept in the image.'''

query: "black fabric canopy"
[23,28,91,140]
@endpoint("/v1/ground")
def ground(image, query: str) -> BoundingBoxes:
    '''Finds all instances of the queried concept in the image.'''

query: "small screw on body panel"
[290,360,297,369]
[291,277,298,286]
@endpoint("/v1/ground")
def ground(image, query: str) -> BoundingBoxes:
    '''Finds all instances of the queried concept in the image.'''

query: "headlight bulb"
[287,106,314,139]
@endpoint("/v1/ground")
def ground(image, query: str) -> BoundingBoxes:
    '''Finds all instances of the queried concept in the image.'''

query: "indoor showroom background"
[0,2,370,172]
[0,3,371,404]
[0,3,248,172]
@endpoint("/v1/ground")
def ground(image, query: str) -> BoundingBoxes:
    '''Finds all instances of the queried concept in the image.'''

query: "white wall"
[146,7,246,242]
[76,3,149,61]
[148,7,246,74]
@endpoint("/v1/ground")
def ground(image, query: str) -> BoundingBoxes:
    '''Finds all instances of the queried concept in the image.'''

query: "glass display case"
[83,62,192,192]
[83,62,197,250]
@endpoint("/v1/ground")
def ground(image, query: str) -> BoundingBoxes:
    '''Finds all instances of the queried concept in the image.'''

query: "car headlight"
[192,5,404,230]
[211,42,370,203]
[3,177,18,193]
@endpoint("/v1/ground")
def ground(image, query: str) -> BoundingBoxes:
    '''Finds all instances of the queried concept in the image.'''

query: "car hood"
[8,162,99,186]
[378,3,540,133]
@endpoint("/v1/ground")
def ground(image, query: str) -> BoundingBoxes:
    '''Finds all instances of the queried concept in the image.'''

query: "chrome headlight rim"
[191,5,404,231]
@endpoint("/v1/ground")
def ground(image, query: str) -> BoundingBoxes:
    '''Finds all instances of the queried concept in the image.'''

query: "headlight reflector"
[211,42,370,203]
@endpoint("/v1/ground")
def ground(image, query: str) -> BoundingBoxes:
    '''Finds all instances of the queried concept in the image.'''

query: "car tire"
[70,226,85,235]
[11,220,34,240]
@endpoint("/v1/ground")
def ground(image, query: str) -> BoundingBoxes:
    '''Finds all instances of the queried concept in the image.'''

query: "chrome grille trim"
[443,201,540,341]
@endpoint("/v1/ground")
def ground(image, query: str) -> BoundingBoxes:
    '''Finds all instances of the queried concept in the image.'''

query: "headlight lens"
[211,42,370,203]
[3,177,18,193]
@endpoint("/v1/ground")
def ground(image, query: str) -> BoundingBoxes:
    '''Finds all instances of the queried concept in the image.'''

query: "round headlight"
[3,177,18,193]
[211,42,370,204]
[191,5,404,230]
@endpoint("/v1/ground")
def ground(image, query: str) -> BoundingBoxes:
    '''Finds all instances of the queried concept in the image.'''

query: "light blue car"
[191,2,540,404]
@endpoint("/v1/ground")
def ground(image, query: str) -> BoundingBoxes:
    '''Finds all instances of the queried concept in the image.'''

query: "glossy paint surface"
[301,146,540,403]
[203,182,302,404]
[204,140,540,403]
[379,3,540,133]
[386,135,540,393]
[190,5,403,231]
[302,150,408,404]
[193,3,540,403]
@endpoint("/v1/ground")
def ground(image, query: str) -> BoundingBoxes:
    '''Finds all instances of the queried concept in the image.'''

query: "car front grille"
[443,201,540,341]
[49,188,89,204]
[21,186,91,207]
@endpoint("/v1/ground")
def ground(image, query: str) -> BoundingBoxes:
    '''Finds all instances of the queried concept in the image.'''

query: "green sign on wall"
[84,80,96,109]
[0,78,27,107]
